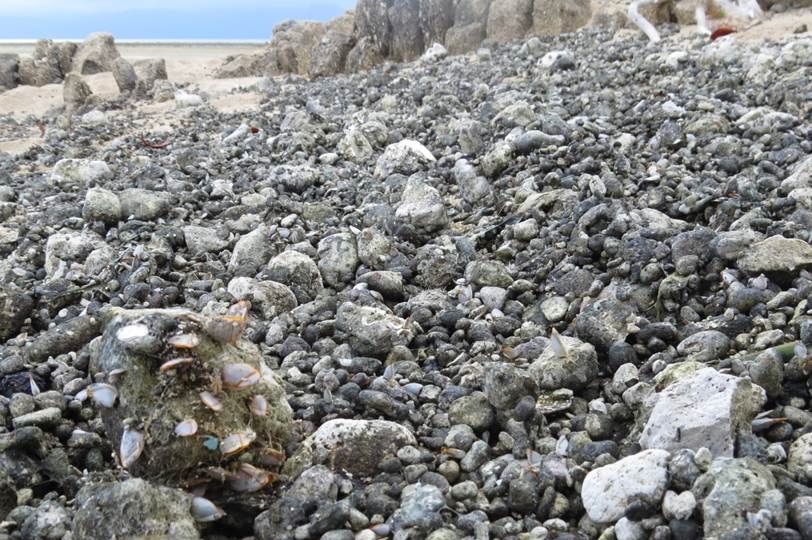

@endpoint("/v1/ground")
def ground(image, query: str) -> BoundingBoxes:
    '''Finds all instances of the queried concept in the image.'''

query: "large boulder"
[389,0,425,62]
[345,36,386,73]
[446,0,490,53]
[73,32,121,74]
[486,0,532,43]
[640,368,766,457]
[355,0,394,55]
[531,0,592,35]
[445,23,487,55]
[419,0,455,45]
[0,54,19,90]
[91,307,293,483]
[215,53,263,78]
[133,58,169,95]
[264,20,326,76]
[63,73,92,110]
[308,13,355,77]
[17,39,70,87]
[112,57,137,93]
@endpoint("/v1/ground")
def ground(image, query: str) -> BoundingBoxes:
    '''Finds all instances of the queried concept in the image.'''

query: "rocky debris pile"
[1,15,812,540]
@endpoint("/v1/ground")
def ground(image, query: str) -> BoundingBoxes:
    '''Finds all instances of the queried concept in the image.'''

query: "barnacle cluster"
[86,303,293,510]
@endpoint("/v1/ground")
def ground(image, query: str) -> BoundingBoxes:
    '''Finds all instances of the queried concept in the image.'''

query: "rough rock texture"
[309,13,356,77]
[90,307,293,482]
[420,0,456,45]
[284,419,416,478]
[265,20,326,76]
[531,0,592,35]
[111,57,137,93]
[355,0,394,55]
[640,368,766,457]
[72,32,121,74]
[62,73,92,110]
[697,458,777,539]
[73,479,199,540]
[737,235,812,274]
[0,53,19,90]
[389,0,425,62]
[582,449,670,523]
[335,302,414,356]
[486,0,533,43]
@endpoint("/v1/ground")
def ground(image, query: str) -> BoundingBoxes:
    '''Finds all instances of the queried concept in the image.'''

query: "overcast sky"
[0,0,356,40]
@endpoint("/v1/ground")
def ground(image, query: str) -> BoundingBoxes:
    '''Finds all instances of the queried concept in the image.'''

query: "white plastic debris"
[628,0,662,43]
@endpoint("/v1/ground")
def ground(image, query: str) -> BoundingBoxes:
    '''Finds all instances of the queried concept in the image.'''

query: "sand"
[0,43,265,156]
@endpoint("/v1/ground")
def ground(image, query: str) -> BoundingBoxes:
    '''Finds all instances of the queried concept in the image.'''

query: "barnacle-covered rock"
[90,306,293,484]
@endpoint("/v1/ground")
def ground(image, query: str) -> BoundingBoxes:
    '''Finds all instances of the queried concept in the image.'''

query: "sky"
[0,0,357,40]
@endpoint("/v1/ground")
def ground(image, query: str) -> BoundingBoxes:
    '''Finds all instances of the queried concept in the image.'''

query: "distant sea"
[0,39,267,58]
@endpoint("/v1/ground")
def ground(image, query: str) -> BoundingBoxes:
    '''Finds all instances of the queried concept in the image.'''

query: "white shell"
[221,363,260,389]
[191,496,225,522]
[87,383,118,408]
[120,426,144,468]
[175,419,198,437]
[550,328,569,359]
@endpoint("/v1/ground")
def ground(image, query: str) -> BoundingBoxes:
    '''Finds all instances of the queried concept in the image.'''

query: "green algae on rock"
[89,306,293,485]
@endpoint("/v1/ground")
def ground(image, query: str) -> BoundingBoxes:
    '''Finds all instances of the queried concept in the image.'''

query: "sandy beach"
[0,41,266,155]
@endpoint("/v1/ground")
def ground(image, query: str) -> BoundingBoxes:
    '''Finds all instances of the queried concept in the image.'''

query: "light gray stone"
[581,449,670,523]
[640,368,766,457]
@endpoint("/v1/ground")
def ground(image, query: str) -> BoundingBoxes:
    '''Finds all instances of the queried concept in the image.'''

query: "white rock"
[222,123,250,145]
[175,90,203,107]
[286,419,416,477]
[581,449,670,523]
[182,226,229,256]
[374,140,436,179]
[395,176,448,233]
[81,110,106,124]
[50,159,112,189]
[640,368,765,457]
[421,42,448,62]
[614,517,646,540]
[662,490,697,520]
